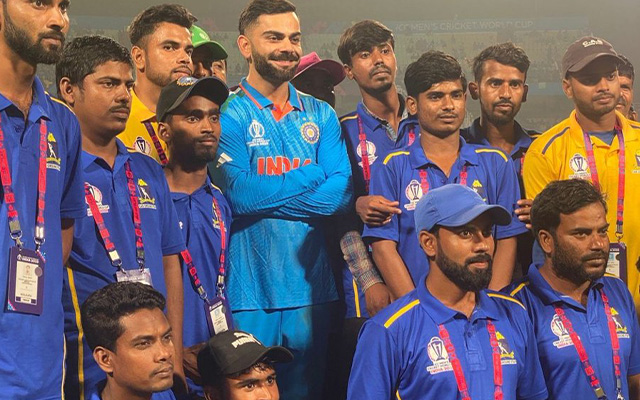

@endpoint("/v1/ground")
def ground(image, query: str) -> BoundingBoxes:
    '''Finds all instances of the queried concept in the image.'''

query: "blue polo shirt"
[172,178,232,395]
[214,78,352,310]
[507,265,640,399]
[348,278,548,400]
[88,380,176,400]
[0,77,85,399]
[339,101,414,319]
[363,125,526,283]
[63,140,185,400]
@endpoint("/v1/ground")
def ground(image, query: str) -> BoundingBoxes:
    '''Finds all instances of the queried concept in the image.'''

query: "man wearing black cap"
[198,330,293,400]
[523,36,640,313]
[157,76,233,398]
[191,25,229,82]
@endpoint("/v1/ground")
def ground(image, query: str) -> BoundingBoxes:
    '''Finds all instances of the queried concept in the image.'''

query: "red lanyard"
[180,186,228,301]
[582,124,625,239]
[357,115,415,192]
[143,121,168,166]
[0,115,47,252]
[419,165,468,195]
[553,288,623,400]
[124,161,146,269]
[438,320,504,400]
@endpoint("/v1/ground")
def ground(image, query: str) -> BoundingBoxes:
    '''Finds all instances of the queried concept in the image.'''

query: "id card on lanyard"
[0,115,47,315]
[180,188,233,336]
[582,122,627,282]
[85,160,153,286]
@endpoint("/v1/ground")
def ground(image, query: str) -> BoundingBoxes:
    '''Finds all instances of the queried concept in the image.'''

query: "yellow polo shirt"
[523,110,640,307]
[117,89,169,164]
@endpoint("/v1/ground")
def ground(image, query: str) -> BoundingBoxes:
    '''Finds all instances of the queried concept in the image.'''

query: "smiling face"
[407,79,466,138]
[563,57,620,120]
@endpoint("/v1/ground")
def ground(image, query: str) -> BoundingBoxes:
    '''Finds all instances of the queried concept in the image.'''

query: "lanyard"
[438,320,504,400]
[143,121,168,166]
[124,161,146,270]
[85,183,122,270]
[0,115,47,252]
[418,165,468,195]
[356,115,415,192]
[581,124,625,240]
[180,187,228,301]
[553,288,624,400]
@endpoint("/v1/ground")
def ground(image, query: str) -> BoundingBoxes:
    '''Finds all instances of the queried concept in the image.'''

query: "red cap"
[293,52,346,86]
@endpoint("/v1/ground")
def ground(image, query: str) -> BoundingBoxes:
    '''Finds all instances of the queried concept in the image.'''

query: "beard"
[3,9,65,65]
[252,49,299,86]
[436,243,493,292]
[484,100,521,126]
[551,237,608,285]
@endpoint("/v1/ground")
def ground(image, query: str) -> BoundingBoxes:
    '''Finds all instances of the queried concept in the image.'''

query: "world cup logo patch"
[134,137,151,155]
[404,179,422,211]
[425,337,453,375]
[301,122,320,144]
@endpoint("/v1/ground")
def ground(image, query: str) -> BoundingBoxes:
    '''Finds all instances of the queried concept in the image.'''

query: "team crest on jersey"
[85,184,110,216]
[569,153,591,179]
[550,314,574,349]
[356,140,378,167]
[495,330,517,365]
[134,136,152,155]
[211,201,221,230]
[611,307,630,339]
[46,133,61,171]
[633,150,640,174]
[425,337,453,375]
[470,180,487,201]
[247,120,269,147]
[404,179,423,211]
[301,122,320,144]
[137,178,156,209]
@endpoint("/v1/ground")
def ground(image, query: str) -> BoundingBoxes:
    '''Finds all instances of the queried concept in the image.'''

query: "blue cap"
[414,184,511,233]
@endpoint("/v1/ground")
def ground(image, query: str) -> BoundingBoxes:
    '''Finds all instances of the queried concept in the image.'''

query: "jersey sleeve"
[362,160,400,242]
[60,114,86,219]
[493,156,527,239]
[271,105,352,218]
[215,107,327,216]
[620,280,640,376]
[516,308,549,400]
[156,165,186,255]
[522,147,557,200]
[347,320,401,400]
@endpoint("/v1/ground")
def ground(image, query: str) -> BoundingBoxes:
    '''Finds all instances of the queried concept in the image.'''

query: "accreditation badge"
[205,295,234,336]
[116,268,153,286]
[607,242,627,283]
[6,246,45,315]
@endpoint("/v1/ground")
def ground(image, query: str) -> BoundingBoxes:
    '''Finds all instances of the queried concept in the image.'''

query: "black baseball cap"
[562,36,620,78]
[198,330,293,383]
[156,76,229,122]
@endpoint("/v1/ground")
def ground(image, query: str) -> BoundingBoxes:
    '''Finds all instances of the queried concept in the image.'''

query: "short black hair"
[530,179,608,238]
[81,282,166,352]
[472,42,531,82]
[337,20,394,66]
[404,50,467,98]
[238,0,296,35]
[55,35,132,98]
[618,54,635,82]
[128,4,196,47]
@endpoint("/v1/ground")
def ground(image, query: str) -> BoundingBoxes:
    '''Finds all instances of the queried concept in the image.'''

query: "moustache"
[369,65,391,78]
[465,253,492,266]
[581,251,608,262]
[593,93,614,102]
[109,105,130,114]
[617,97,628,107]
[38,30,65,44]
[493,100,514,108]
[269,53,299,62]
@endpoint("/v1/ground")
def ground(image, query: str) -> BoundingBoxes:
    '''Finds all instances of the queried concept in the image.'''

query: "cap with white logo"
[561,36,620,78]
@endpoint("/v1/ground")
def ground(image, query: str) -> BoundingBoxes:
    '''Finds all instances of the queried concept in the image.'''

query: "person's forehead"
[88,60,134,79]
[481,60,525,79]
[148,22,192,43]
[425,80,464,93]
[557,203,606,228]
[117,308,169,342]
[251,12,300,34]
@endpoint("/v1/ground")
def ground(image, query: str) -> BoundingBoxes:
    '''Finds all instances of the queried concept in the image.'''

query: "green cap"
[190,25,228,60]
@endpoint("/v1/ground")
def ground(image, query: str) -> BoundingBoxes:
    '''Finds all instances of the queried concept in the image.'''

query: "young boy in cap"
[198,330,293,400]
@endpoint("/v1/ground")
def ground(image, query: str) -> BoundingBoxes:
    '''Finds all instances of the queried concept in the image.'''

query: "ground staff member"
[349,184,547,400]
[523,36,640,309]
[0,0,86,397]
[508,179,640,399]
[212,0,352,398]
[56,36,186,399]
[118,4,196,164]
[159,76,232,397]
[364,51,525,298]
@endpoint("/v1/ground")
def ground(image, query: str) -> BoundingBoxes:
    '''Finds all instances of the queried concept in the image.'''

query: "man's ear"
[468,81,479,100]
[419,230,437,258]
[562,78,573,100]
[131,46,146,73]
[538,229,554,256]
[237,35,252,61]
[158,122,171,144]
[203,384,224,400]
[522,83,529,103]
[406,95,418,116]
[58,77,77,107]
[93,346,115,374]
[344,63,354,81]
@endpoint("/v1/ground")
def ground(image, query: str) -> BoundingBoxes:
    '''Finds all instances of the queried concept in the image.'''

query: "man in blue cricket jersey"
[212,0,352,398]
[81,282,177,400]
[0,0,86,397]
[507,179,640,399]
[363,51,526,300]
[158,75,232,397]
[462,43,539,274]
[349,184,547,400]
[56,36,186,399]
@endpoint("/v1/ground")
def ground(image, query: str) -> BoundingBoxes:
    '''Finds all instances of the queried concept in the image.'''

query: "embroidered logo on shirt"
[212,201,221,230]
[137,178,157,209]
[568,153,591,180]
[550,314,574,349]
[471,179,487,201]
[300,122,320,144]
[611,307,630,339]
[356,140,378,167]
[257,156,311,176]
[496,330,517,365]
[633,150,640,174]
[134,136,151,155]
[247,120,269,147]
[426,336,453,375]
[85,184,110,216]
[46,132,61,171]
[404,179,423,211]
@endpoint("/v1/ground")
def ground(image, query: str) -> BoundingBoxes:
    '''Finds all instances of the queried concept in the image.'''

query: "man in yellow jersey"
[118,4,196,165]
[523,36,640,310]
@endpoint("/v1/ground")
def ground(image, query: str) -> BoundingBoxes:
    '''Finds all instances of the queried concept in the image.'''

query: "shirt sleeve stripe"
[487,293,526,309]
[49,96,76,114]
[66,266,87,400]
[383,151,410,165]
[352,278,362,318]
[541,127,569,155]
[396,390,402,399]
[509,281,529,297]
[475,148,508,162]
[340,114,358,123]
[384,299,420,328]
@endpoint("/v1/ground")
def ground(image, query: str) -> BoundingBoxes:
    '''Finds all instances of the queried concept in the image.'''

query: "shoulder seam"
[541,127,569,155]
[509,281,529,297]
[49,96,76,114]
[383,151,410,165]
[630,124,640,130]
[384,299,420,328]
[339,114,358,123]
[487,293,526,310]
[475,148,508,162]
